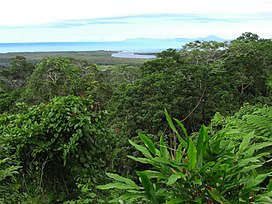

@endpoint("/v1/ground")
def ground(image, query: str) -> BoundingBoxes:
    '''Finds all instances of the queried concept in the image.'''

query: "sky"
[0,0,271,43]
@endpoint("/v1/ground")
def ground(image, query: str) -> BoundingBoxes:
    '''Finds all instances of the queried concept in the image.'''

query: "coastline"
[111,51,157,59]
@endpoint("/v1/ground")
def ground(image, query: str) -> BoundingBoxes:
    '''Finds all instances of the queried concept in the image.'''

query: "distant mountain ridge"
[122,35,226,43]
[197,35,226,41]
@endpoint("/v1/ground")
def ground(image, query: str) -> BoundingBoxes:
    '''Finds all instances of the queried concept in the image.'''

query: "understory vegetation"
[1,32,272,203]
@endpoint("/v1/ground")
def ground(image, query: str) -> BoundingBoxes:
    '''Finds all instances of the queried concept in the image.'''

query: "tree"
[22,57,97,104]
[112,50,186,135]
[0,56,34,90]
[112,35,272,136]
[236,32,260,42]
[112,42,235,135]
[0,56,34,113]
[225,33,272,104]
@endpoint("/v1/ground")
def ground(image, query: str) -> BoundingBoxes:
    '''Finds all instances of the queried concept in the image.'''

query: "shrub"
[0,95,114,202]
[98,110,272,203]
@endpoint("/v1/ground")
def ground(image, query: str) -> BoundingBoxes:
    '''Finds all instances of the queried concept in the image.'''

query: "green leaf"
[239,164,263,173]
[139,134,156,156]
[165,109,187,147]
[160,135,170,159]
[129,139,153,158]
[152,157,172,165]
[237,154,266,168]
[175,144,183,163]
[0,165,21,181]
[193,179,202,185]
[151,157,182,170]
[106,173,139,188]
[200,162,216,172]
[173,118,189,141]
[238,131,254,155]
[206,186,230,204]
[0,158,9,165]
[196,125,209,168]
[220,164,229,171]
[267,179,272,191]
[109,193,145,204]
[251,142,272,151]
[142,170,166,180]
[137,171,158,203]
[255,196,272,203]
[156,188,167,196]
[188,139,197,170]
[242,173,271,190]
[127,156,152,164]
[166,173,184,185]
[165,198,184,204]
[97,183,138,190]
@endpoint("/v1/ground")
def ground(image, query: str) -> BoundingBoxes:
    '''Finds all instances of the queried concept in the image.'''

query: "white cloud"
[1,0,272,25]
[0,0,271,42]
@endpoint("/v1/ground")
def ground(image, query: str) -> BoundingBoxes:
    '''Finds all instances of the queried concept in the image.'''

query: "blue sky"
[0,0,272,43]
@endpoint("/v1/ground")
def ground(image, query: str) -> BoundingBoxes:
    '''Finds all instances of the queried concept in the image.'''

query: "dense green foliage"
[98,110,272,203]
[0,56,34,112]
[1,32,272,203]
[0,96,114,203]
[112,33,272,136]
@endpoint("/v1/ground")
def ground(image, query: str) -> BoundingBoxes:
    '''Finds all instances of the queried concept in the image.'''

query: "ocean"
[0,41,183,53]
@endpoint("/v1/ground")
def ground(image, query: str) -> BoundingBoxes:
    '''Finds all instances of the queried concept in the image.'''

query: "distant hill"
[115,35,226,51]
[123,35,226,44]
[197,35,226,42]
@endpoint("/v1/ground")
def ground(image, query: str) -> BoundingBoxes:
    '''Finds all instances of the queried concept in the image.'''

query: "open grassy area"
[0,50,150,66]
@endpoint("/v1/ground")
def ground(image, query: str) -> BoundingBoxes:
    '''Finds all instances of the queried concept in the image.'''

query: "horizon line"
[0,35,229,44]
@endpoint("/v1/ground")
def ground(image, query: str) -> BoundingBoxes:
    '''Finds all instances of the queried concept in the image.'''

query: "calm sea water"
[0,42,121,53]
[0,41,182,52]
[0,41,184,58]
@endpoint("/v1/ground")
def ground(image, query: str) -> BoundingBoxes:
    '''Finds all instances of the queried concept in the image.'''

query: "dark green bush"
[0,95,114,203]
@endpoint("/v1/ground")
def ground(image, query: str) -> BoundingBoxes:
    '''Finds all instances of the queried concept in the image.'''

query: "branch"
[181,87,206,122]
[241,78,253,94]
[39,156,49,195]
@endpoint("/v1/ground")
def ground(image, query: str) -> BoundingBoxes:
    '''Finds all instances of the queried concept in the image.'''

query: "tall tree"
[225,32,272,104]
[22,57,97,104]
[0,56,34,112]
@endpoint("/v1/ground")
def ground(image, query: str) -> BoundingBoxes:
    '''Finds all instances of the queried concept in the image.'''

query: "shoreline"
[111,51,157,59]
